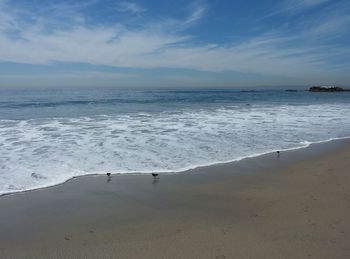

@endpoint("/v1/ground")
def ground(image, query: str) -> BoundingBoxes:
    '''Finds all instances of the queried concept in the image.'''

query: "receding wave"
[1,102,350,195]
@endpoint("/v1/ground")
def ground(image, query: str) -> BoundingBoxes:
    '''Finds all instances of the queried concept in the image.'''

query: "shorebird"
[151,173,159,179]
[276,151,280,157]
[106,172,112,183]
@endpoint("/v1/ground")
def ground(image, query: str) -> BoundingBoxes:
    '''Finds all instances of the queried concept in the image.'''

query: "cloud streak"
[116,1,147,14]
[267,0,333,17]
[283,0,331,11]
[184,1,206,25]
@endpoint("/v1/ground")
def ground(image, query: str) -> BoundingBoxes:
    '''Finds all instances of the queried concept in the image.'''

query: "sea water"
[1,89,350,195]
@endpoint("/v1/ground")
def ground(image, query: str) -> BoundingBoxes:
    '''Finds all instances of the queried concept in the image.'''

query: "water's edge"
[2,135,349,198]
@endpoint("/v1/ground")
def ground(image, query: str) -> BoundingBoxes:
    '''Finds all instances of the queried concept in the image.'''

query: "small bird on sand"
[106,172,112,183]
[276,151,280,157]
[151,173,159,179]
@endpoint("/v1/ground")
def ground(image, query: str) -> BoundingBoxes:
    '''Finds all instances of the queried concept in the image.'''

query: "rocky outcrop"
[309,86,348,92]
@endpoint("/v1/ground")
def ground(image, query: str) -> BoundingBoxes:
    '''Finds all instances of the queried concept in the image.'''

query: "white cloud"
[286,0,331,10]
[310,14,350,36]
[185,2,206,25]
[0,25,341,78]
[116,1,147,14]
[268,0,332,16]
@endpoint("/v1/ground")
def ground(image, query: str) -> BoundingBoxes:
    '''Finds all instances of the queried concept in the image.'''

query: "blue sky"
[0,0,349,88]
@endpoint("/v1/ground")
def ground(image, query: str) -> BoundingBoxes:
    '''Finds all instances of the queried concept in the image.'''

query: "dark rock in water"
[309,86,348,92]
[285,89,298,92]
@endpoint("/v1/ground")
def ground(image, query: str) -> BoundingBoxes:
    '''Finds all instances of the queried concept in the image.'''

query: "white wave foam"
[1,103,350,195]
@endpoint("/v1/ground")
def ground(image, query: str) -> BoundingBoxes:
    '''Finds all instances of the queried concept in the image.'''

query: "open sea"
[1,89,350,195]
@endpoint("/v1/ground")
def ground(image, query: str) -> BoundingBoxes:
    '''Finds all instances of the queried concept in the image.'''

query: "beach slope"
[0,140,350,258]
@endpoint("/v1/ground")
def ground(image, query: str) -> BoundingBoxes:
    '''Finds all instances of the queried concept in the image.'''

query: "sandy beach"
[1,0,350,258]
[1,139,350,259]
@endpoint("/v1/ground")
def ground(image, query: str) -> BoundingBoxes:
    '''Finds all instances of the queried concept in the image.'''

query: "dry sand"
[0,140,350,259]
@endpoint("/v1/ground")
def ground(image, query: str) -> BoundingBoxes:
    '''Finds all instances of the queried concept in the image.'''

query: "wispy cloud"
[285,0,331,11]
[184,1,206,25]
[310,14,350,37]
[269,0,332,16]
[116,1,147,14]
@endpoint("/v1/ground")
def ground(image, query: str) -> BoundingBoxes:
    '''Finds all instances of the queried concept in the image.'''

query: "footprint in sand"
[302,206,309,212]
[310,195,317,201]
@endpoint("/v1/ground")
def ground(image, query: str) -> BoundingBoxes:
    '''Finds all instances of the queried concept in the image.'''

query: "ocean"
[1,89,350,195]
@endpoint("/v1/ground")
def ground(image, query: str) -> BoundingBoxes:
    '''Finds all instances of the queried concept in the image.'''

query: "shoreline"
[1,135,350,197]
[0,139,350,259]
[1,138,350,258]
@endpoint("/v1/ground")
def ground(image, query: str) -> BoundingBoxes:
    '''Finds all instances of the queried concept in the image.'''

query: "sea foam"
[1,101,350,195]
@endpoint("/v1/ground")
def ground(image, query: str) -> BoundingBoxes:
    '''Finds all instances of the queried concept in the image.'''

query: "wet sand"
[1,139,350,259]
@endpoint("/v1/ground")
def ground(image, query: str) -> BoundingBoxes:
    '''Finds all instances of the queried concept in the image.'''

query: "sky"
[0,0,349,89]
